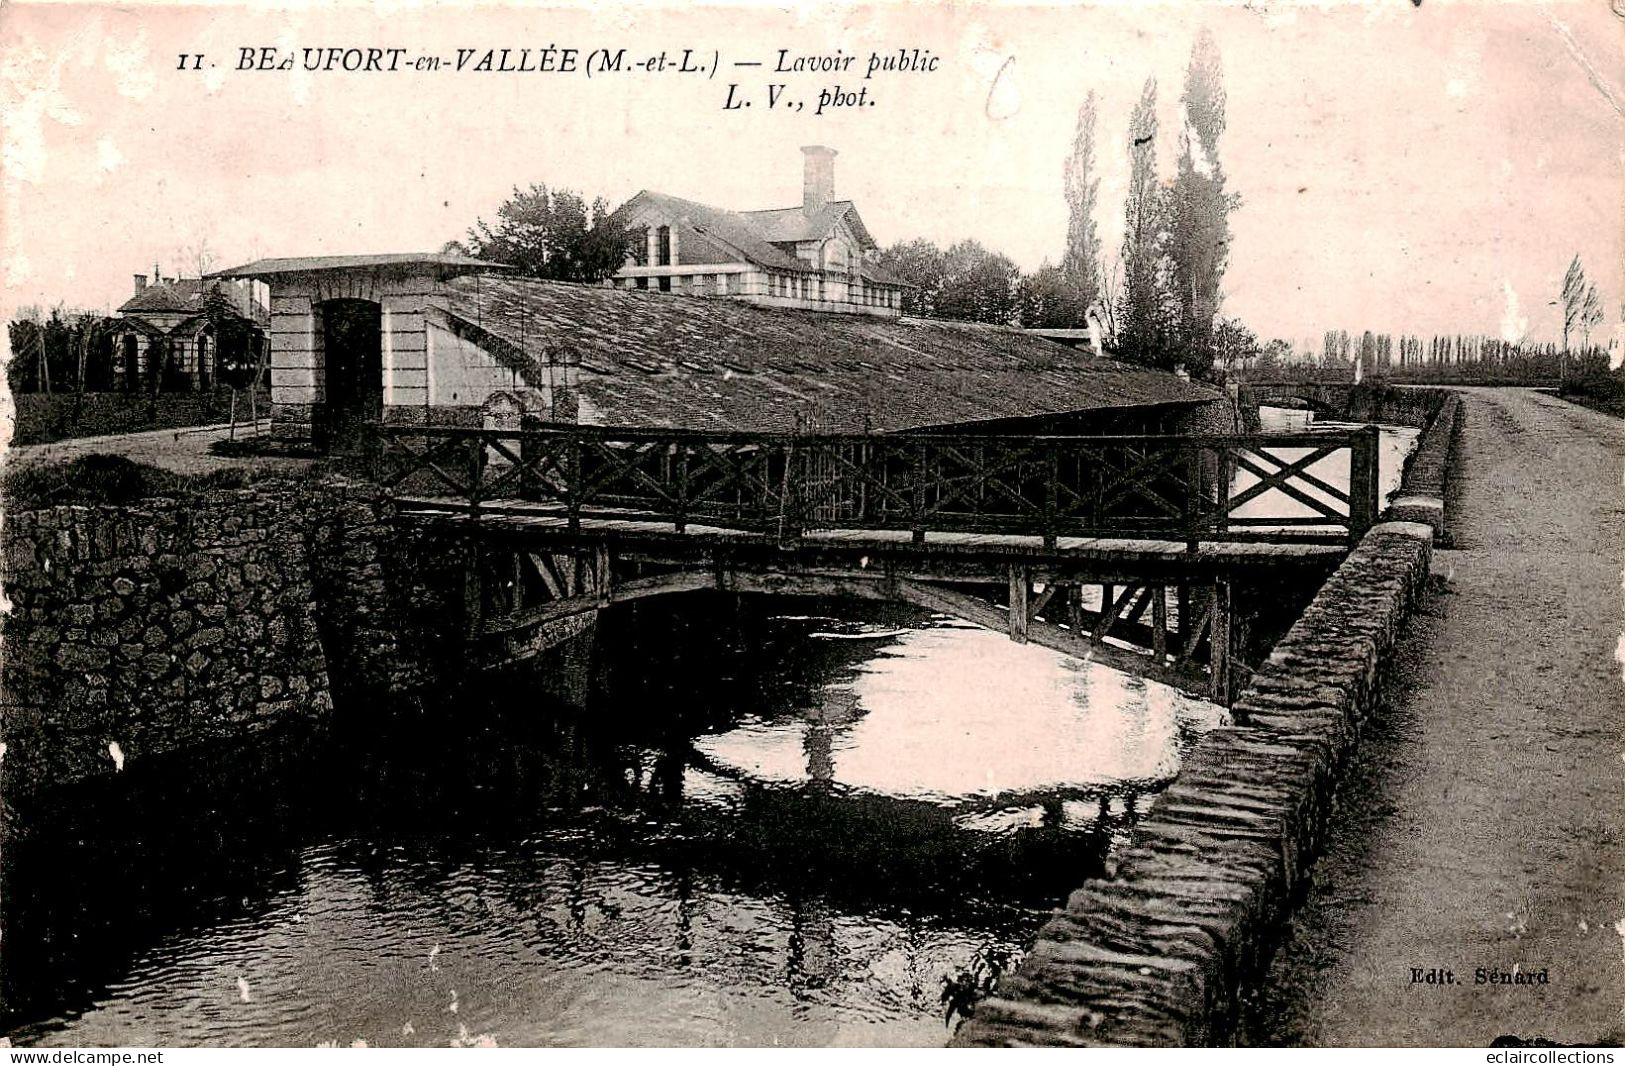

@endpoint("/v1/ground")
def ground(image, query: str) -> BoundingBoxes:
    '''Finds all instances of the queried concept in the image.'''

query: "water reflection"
[5,597,1226,1049]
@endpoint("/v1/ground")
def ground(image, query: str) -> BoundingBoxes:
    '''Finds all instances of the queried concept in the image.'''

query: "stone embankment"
[1381,392,1460,542]
[0,478,472,818]
[1,488,333,803]
[955,521,1435,1046]
[956,388,1463,1047]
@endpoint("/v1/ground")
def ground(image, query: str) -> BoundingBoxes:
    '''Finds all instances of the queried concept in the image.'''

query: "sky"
[2,0,1622,349]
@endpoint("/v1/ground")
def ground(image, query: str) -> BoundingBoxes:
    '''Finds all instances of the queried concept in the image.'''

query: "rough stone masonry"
[954,521,1436,1047]
[0,487,333,806]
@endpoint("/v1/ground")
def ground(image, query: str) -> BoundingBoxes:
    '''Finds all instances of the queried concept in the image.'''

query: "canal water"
[2,413,1417,1049]
[3,601,1228,1048]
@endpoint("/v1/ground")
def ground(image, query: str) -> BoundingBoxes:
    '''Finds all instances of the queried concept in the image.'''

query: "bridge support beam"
[450,530,1276,705]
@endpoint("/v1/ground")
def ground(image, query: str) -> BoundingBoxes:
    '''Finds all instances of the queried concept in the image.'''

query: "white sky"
[2,0,1621,347]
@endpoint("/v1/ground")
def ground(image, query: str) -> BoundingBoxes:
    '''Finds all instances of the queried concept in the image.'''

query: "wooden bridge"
[374,422,1381,704]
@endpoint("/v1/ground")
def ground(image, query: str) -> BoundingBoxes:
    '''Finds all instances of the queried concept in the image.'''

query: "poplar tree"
[1560,254,1587,352]
[1168,29,1234,380]
[1117,77,1168,368]
[1062,90,1103,318]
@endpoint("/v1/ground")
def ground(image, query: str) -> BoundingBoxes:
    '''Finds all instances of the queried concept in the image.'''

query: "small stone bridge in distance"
[373,421,1382,705]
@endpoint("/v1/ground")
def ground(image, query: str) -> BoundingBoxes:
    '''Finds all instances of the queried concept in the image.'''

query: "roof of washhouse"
[429,275,1220,434]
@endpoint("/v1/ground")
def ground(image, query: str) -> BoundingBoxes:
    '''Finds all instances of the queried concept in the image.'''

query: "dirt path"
[2,421,312,478]
[1244,387,1625,1047]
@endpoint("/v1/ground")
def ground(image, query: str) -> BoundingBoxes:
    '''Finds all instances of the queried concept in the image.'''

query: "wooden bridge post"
[1008,565,1030,644]
[1176,583,1192,655]
[1152,584,1168,662]
[463,542,483,639]
[1185,450,1203,554]
[910,440,928,546]
[1216,444,1233,536]
[1043,451,1059,551]
[566,432,583,534]
[467,435,486,522]
[594,545,611,608]
[1209,579,1232,704]
[1348,424,1380,542]
[674,442,690,534]
[509,550,524,613]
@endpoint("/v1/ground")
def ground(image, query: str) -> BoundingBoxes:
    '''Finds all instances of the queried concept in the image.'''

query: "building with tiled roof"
[605,147,908,318]
[425,275,1220,434]
[111,270,268,391]
[214,253,1222,450]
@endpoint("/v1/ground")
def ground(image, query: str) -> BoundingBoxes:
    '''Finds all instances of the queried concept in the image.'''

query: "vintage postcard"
[1,0,1621,1051]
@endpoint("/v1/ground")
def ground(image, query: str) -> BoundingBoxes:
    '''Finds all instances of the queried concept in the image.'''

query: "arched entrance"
[316,298,383,452]
[121,335,140,391]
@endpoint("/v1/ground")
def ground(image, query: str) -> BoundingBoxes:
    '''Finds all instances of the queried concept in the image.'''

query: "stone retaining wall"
[2,477,588,818]
[954,520,1435,1047]
[1,487,333,805]
[1383,392,1461,542]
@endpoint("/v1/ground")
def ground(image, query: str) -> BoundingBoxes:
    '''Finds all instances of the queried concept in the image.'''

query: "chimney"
[802,145,837,214]
[133,274,148,294]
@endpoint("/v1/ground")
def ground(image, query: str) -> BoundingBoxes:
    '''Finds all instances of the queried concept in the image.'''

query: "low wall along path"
[956,384,1464,1046]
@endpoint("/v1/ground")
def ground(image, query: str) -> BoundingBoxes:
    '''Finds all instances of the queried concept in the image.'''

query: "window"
[656,226,672,267]
[658,276,671,293]
[636,277,648,290]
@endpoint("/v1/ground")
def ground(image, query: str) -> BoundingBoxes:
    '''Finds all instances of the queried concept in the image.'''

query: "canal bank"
[2,397,1437,1046]
[1241,388,1625,1047]
[955,384,1461,1047]
[0,473,591,825]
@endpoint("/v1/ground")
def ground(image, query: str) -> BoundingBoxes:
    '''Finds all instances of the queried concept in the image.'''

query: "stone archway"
[315,298,383,452]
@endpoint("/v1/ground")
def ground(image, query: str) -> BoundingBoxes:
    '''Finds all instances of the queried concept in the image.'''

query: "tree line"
[1224,329,1598,383]
[873,31,1236,379]
[7,287,264,395]
[452,31,1235,382]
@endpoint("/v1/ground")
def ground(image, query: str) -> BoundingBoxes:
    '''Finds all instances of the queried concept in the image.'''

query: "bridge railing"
[375,424,1380,550]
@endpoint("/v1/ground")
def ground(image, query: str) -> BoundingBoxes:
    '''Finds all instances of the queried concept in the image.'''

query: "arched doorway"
[316,298,382,452]
[121,335,140,391]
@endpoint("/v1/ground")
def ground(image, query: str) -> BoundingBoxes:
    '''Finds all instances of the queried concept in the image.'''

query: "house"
[604,146,908,317]
[111,270,268,391]
[209,254,1224,449]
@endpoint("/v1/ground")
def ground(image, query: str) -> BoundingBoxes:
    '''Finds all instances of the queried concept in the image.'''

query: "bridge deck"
[394,496,1348,566]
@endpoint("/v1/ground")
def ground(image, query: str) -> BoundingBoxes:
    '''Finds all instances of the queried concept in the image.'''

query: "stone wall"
[1,487,333,806]
[1382,392,1461,541]
[954,521,1436,1047]
[1,476,596,820]
[11,389,271,446]
[303,479,477,704]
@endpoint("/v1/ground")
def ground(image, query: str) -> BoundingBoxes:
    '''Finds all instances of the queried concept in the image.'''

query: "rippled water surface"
[4,599,1227,1048]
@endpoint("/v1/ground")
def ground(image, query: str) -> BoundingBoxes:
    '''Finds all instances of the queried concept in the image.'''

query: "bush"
[2,454,257,510]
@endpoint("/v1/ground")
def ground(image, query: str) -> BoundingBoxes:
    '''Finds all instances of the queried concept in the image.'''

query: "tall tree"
[1117,77,1170,368]
[876,238,948,316]
[1168,29,1234,380]
[1560,254,1588,352]
[934,240,1021,325]
[1016,264,1090,329]
[466,185,631,283]
[1580,283,1604,349]
[875,238,1020,324]
[1061,90,1103,315]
